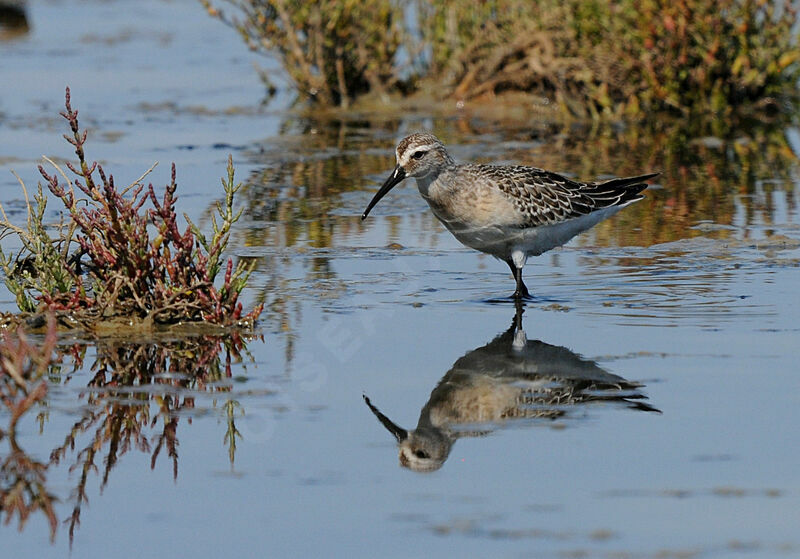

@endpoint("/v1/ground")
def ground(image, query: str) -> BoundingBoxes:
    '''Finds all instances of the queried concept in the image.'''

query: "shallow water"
[2,1,800,558]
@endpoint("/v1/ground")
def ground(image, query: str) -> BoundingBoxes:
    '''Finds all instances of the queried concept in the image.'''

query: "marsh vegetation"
[0,89,262,333]
[203,0,800,124]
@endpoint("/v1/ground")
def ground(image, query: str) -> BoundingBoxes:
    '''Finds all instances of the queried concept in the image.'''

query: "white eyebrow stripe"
[399,145,433,165]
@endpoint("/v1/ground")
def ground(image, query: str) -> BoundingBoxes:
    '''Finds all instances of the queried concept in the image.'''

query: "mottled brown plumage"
[453,164,654,228]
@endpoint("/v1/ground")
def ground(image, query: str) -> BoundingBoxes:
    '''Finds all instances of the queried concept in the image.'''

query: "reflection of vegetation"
[0,321,56,439]
[240,120,404,362]
[223,400,244,465]
[51,334,253,543]
[0,88,262,331]
[532,120,800,247]
[244,130,394,226]
[203,0,800,120]
[0,321,57,540]
[0,433,57,542]
[1,332,257,543]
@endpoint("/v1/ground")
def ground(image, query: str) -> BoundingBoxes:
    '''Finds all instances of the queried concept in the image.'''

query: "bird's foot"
[512,285,532,300]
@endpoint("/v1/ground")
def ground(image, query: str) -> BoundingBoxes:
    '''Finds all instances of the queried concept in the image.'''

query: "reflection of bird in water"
[361,133,657,298]
[364,305,659,472]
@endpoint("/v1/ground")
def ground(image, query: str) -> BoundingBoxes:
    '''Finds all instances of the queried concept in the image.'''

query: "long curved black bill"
[361,165,406,220]
[363,394,408,442]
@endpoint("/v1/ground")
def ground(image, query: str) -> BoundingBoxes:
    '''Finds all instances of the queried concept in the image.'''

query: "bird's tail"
[586,172,659,207]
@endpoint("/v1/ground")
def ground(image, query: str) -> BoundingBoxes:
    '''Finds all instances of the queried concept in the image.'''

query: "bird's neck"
[415,164,457,201]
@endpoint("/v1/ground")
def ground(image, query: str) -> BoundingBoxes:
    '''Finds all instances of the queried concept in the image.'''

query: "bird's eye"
[411,150,426,160]
[414,450,428,459]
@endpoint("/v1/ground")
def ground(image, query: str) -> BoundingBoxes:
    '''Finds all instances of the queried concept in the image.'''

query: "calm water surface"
[1,1,799,558]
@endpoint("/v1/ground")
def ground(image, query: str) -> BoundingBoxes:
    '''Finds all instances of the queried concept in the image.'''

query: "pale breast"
[422,168,523,228]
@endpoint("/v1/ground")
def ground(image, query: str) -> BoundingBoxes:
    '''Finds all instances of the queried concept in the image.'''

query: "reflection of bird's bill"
[363,394,407,442]
[361,165,406,220]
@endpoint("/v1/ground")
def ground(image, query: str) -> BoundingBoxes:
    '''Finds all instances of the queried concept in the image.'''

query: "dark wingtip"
[622,172,660,186]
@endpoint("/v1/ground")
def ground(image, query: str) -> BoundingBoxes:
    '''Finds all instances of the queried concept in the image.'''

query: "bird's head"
[363,394,451,472]
[361,133,452,220]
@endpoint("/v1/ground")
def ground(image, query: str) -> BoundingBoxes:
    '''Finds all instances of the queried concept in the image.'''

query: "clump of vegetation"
[422,0,800,118]
[418,1,585,103]
[203,0,800,120]
[0,88,262,332]
[201,0,406,108]
[620,0,800,117]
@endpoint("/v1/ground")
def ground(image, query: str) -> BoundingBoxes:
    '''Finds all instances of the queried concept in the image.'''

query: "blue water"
[1,1,799,558]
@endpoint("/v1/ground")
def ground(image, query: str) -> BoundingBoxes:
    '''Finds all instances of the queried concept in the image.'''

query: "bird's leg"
[514,269,530,299]
[506,260,530,299]
[513,298,524,330]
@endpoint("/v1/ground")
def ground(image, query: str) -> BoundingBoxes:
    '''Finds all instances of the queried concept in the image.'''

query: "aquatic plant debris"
[0,88,263,334]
